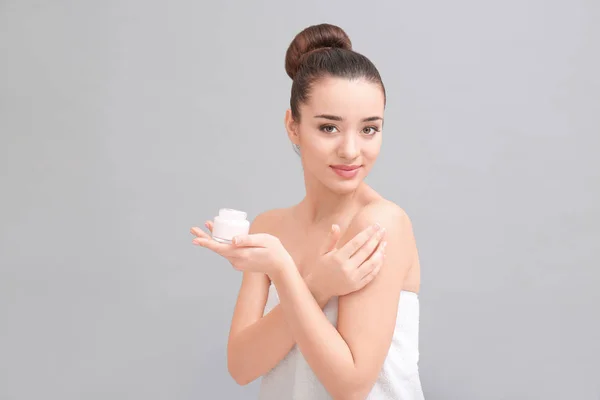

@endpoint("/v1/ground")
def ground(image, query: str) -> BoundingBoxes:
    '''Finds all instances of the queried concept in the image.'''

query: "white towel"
[258,284,425,399]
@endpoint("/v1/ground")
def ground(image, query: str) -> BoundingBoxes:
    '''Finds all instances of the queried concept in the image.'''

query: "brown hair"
[285,23,386,121]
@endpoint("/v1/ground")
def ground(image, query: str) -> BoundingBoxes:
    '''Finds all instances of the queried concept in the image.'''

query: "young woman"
[191,23,424,400]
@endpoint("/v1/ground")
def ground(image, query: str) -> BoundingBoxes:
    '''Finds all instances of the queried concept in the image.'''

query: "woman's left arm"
[271,200,417,400]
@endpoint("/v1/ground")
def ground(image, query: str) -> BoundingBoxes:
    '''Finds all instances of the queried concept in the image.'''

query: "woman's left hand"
[191,224,294,277]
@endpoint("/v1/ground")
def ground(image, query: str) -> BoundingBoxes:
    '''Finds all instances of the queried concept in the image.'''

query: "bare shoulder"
[351,198,412,232]
[341,198,417,272]
[248,207,289,235]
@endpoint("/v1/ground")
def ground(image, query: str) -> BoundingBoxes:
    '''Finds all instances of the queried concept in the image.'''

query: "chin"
[326,178,363,194]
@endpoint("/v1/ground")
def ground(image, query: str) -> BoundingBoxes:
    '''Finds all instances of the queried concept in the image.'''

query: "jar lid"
[218,208,247,220]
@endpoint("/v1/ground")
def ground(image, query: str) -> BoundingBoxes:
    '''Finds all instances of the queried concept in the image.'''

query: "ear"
[284,109,299,146]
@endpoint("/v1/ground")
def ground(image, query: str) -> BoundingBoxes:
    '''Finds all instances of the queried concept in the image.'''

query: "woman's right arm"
[227,273,305,385]
[221,210,384,386]
[226,210,329,385]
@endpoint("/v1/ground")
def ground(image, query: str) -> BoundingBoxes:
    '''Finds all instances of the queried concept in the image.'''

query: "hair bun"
[285,23,352,80]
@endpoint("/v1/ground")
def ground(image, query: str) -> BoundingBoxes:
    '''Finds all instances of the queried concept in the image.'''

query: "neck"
[297,173,369,227]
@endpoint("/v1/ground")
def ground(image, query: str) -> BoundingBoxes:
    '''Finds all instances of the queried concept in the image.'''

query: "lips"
[330,165,362,179]
[330,165,361,171]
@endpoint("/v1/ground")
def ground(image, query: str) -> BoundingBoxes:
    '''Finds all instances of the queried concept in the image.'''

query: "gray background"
[1,0,598,399]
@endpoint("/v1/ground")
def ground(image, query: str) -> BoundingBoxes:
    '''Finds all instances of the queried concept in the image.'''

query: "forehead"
[302,76,385,117]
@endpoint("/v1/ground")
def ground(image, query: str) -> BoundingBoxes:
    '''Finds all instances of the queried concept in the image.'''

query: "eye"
[362,126,380,136]
[320,125,339,134]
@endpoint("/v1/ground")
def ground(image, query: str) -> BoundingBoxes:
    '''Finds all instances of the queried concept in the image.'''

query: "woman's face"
[287,76,385,193]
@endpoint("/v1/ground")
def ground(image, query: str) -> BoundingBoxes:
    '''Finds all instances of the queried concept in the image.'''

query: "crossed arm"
[227,201,417,399]
[226,214,330,385]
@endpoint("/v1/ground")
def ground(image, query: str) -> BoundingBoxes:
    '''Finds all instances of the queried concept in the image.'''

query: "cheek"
[299,133,330,158]
[302,145,329,168]
[363,140,381,161]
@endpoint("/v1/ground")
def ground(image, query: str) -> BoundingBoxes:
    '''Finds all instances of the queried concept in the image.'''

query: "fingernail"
[373,223,381,231]
[382,241,387,248]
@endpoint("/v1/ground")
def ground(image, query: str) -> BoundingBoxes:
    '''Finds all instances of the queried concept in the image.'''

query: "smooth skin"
[190,217,387,384]
[191,76,421,399]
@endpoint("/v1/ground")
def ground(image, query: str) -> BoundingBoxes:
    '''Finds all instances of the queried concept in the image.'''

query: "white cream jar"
[211,208,250,244]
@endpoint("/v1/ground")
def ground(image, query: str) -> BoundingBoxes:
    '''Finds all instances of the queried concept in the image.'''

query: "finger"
[192,236,232,255]
[205,220,214,233]
[359,259,383,287]
[359,245,385,287]
[349,227,386,267]
[337,223,381,259]
[190,227,211,240]
[231,233,274,248]
[356,241,386,280]
[322,224,341,254]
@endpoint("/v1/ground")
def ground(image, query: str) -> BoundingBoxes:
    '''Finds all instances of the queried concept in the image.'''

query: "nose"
[337,133,359,161]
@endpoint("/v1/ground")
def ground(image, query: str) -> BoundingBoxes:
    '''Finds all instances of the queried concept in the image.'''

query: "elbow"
[332,389,369,400]
[227,361,252,386]
[334,388,371,400]
[332,375,376,400]
[227,349,255,386]
[230,372,252,387]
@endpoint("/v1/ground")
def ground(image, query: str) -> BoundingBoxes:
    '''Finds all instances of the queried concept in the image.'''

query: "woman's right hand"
[192,220,386,305]
[304,223,387,306]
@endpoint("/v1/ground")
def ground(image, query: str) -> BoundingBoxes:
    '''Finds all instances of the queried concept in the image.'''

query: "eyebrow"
[314,114,383,123]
